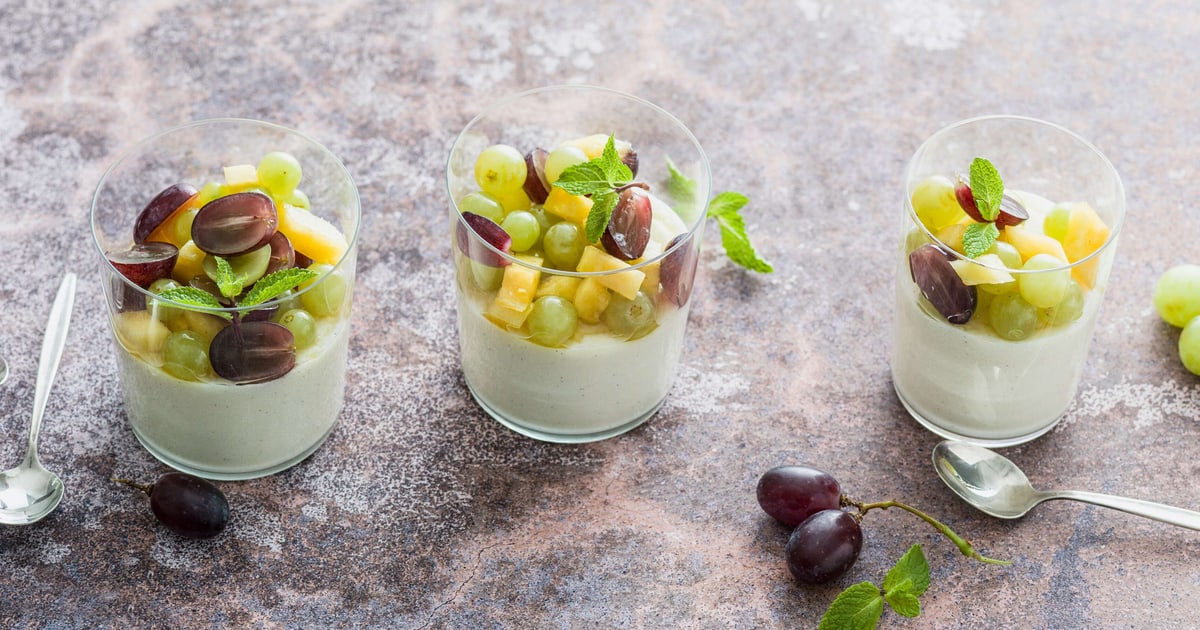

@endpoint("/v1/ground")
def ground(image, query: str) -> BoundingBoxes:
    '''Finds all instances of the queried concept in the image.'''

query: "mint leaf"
[156,287,233,320]
[883,544,931,598]
[665,156,697,208]
[599,135,633,183]
[818,582,884,630]
[962,221,999,258]
[969,157,1004,221]
[708,192,773,273]
[212,256,242,299]
[585,191,618,243]
[553,161,611,197]
[241,268,319,308]
[884,591,921,618]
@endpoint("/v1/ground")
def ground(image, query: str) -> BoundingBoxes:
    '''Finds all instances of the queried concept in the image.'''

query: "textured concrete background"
[1,1,1198,628]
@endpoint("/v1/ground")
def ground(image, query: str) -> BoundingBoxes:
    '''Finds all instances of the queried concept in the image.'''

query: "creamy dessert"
[452,134,701,440]
[102,151,353,477]
[892,159,1114,443]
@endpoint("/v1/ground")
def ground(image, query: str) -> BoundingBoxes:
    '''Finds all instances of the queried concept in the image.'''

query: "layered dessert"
[892,158,1113,441]
[102,152,353,476]
[452,134,701,438]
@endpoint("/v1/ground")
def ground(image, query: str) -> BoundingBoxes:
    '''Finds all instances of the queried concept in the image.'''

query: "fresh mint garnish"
[819,545,931,630]
[212,256,242,299]
[708,192,773,273]
[969,157,1004,221]
[156,287,233,320]
[553,135,634,243]
[664,155,697,212]
[962,221,1000,258]
[241,267,318,307]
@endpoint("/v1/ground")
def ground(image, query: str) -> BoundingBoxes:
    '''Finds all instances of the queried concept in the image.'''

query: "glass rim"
[904,114,1126,274]
[89,117,362,313]
[445,84,711,276]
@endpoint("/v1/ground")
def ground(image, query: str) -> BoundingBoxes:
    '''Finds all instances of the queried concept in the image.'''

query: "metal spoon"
[933,440,1200,531]
[0,273,75,525]
[0,356,7,385]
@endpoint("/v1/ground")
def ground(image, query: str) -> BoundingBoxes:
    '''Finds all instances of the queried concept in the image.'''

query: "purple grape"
[954,179,985,223]
[264,230,296,276]
[191,192,278,256]
[522,148,551,204]
[995,193,1029,228]
[108,242,179,288]
[659,234,698,307]
[208,321,295,383]
[756,465,842,527]
[134,183,197,243]
[601,187,652,261]
[456,211,512,267]
[786,509,863,584]
[621,149,639,179]
[116,472,229,539]
[909,244,976,324]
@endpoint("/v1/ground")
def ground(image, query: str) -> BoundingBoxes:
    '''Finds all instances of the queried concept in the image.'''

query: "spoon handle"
[25,273,76,465]
[1043,490,1200,531]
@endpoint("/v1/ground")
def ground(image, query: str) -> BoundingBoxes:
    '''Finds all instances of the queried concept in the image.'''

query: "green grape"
[987,240,1022,269]
[543,222,586,269]
[904,228,932,255]
[501,211,540,252]
[989,292,1039,341]
[1041,280,1085,326]
[1179,317,1200,375]
[299,264,347,317]
[278,308,317,349]
[203,244,272,289]
[149,278,184,324]
[1153,264,1200,327]
[269,290,298,321]
[603,291,657,338]
[910,175,965,231]
[458,192,505,223]
[196,181,222,206]
[474,144,526,195]
[287,188,310,210]
[169,208,199,246]
[527,205,557,233]
[544,145,588,184]
[257,151,303,197]
[1043,204,1072,242]
[1018,253,1070,309]
[526,296,578,347]
[470,260,504,291]
[161,330,210,381]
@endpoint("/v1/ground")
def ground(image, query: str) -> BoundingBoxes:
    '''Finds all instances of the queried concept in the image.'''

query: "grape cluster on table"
[756,465,863,584]
[1153,264,1200,374]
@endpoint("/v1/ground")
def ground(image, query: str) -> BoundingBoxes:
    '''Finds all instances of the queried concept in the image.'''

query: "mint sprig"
[969,157,1004,221]
[156,287,233,320]
[212,256,242,299]
[819,545,931,630]
[664,160,771,274]
[962,221,1000,258]
[241,268,319,307]
[664,155,697,213]
[553,135,634,243]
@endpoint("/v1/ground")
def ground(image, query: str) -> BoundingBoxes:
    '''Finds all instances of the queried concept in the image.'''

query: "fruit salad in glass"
[892,116,1124,446]
[91,119,360,479]
[447,86,710,443]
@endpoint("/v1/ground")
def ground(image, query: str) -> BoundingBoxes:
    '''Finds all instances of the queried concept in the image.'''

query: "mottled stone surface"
[1,1,1198,628]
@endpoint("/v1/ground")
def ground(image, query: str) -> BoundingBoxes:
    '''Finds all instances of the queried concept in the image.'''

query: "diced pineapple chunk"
[167,310,227,344]
[577,246,646,300]
[115,310,171,355]
[172,240,207,283]
[934,223,969,255]
[145,193,201,247]
[495,255,542,312]
[565,134,632,159]
[536,275,581,300]
[278,203,349,265]
[543,187,592,225]
[223,164,259,187]
[632,240,664,297]
[485,300,532,328]
[1061,202,1111,289]
[950,253,1015,286]
[573,277,611,324]
[1000,225,1068,263]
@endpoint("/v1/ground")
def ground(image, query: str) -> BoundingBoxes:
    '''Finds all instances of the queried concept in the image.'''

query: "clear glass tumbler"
[91,119,360,479]
[446,85,711,443]
[892,115,1125,447]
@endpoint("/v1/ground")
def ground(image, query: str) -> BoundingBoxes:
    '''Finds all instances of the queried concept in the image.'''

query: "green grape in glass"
[502,211,540,252]
[543,222,586,269]
[161,330,210,381]
[544,145,588,184]
[257,151,303,197]
[1018,254,1070,309]
[300,264,347,317]
[474,145,526,196]
[278,309,318,349]
[989,292,1039,341]
[459,192,505,224]
[527,296,578,347]
[603,291,657,338]
[1040,280,1085,326]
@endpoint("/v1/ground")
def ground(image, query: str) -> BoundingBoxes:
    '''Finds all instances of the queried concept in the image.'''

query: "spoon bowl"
[0,356,8,385]
[933,440,1200,531]
[0,273,75,526]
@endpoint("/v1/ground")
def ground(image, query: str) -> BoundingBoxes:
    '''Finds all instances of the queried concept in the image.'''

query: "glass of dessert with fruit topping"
[892,115,1125,446]
[446,85,710,442]
[91,119,360,480]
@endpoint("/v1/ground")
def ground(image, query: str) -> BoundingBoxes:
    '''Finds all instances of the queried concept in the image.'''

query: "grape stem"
[113,477,153,495]
[843,495,1011,566]
[613,182,650,193]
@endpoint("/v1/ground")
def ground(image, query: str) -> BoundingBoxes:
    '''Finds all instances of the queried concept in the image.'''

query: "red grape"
[601,187,652,261]
[209,321,295,383]
[264,230,296,276]
[522,148,551,204]
[756,465,842,527]
[659,234,698,307]
[995,193,1029,228]
[909,244,976,324]
[108,242,179,288]
[786,509,863,584]
[148,473,229,539]
[191,192,278,256]
[134,183,197,243]
[954,179,985,223]
[456,211,512,267]
[621,149,639,179]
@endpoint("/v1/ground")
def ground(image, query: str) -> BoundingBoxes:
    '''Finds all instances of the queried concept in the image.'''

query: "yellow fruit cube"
[172,240,207,283]
[950,253,1015,286]
[536,275,581,300]
[566,134,632,159]
[223,164,259,188]
[278,203,349,265]
[999,225,1068,263]
[115,310,171,356]
[1061,202,1111,289]
[573,278,611,324]
[170,310,227,343]
[543,187,592,224]
[485,300,532,328]
[934,223,969,255]
[495,256,542,312]
[577,246,645,300]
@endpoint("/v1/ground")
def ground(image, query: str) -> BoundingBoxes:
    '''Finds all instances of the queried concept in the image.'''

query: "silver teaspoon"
[0,273,75,525]
[933,440,1200,531]
[0,356,7,385]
